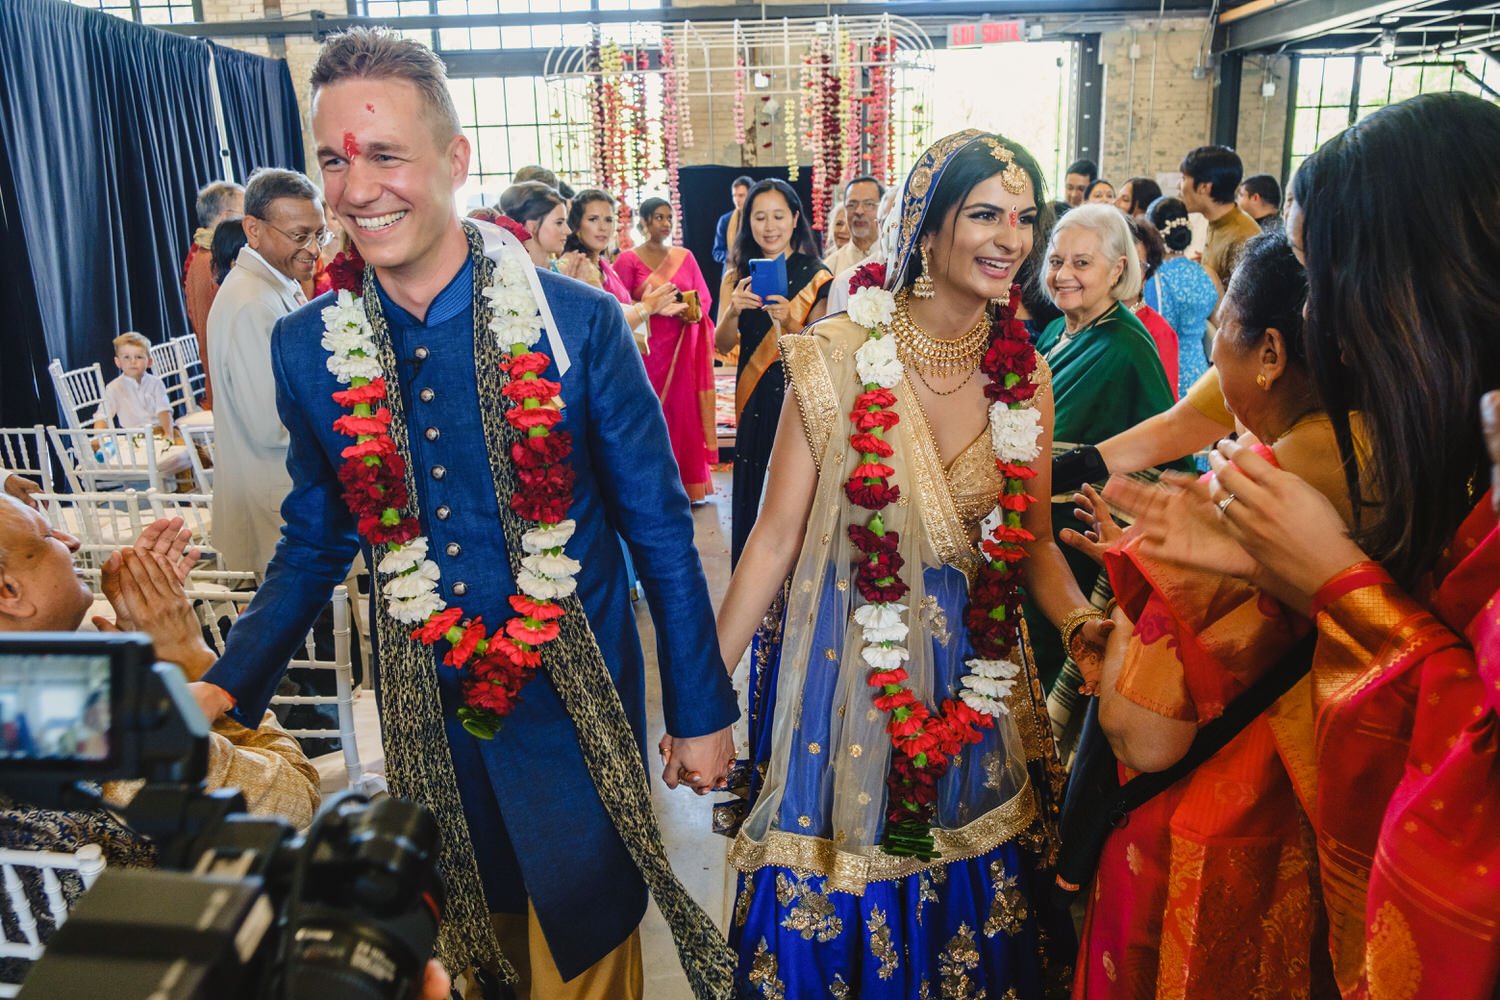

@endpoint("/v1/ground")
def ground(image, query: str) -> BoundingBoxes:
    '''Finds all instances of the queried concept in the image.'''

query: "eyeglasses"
[846,200,880,212]
[254,216,334,249]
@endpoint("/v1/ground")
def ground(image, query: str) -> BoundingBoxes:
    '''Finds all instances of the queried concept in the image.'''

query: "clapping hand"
[1059,483,1128,567]
[95,547,215,680]
[658,726,735,796]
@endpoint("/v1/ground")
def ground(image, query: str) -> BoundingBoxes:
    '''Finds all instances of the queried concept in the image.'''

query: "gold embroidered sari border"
[780,333,839,473]
[727,777,1038,894]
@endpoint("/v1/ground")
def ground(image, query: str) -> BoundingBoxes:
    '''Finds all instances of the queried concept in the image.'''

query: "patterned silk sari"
[1313,496,1499,999]
[614,246,718,501]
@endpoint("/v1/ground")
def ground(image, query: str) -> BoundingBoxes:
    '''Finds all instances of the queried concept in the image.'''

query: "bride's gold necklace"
[892,290,991,396]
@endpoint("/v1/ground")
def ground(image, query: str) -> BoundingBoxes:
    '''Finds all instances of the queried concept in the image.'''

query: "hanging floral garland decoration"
[840,260,1041,859]
[867,36,895,186]
[675,40,694,150]
[660,36,685,238]
[587,37,607,185]
[732,53,747,147]
[784,91,800,182]
[629,52,650,199]
[814,44,840,231]
[322,244,580,741]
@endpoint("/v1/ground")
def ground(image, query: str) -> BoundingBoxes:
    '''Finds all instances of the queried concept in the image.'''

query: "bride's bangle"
[1059,606,1106,653]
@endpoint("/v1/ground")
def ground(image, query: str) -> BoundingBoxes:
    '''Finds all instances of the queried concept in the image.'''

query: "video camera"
[0,633,445,999]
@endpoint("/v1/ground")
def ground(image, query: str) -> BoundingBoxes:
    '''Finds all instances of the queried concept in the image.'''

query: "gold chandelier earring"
[913,243,936,299]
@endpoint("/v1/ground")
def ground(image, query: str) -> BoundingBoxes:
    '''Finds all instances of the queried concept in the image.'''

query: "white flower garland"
[320,254,579,627]
[845,283,1041,722]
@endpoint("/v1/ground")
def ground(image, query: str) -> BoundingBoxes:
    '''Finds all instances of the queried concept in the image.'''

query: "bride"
[710,131,1109,997]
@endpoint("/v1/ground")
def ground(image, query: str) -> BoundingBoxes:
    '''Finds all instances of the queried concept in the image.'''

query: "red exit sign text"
[948,20,1025,48]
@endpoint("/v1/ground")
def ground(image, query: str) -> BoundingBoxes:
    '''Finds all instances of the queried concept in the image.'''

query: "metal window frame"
[75,0,203,21]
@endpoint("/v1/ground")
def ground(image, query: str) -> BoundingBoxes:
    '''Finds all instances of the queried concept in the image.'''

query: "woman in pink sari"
[612,197,718,502]
[558,189,684,347]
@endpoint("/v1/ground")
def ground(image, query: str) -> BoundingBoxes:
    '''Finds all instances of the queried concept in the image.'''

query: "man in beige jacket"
[206,168,326,576]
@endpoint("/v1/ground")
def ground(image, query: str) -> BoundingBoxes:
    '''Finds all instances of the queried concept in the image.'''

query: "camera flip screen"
[0,652,111,763]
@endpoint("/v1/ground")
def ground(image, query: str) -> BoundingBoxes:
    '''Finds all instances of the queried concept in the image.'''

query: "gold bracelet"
[1059,606,1107,653]
[1104,597,1119,618]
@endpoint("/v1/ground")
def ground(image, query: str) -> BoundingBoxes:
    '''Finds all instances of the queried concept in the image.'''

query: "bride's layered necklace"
[844,260,1044,859]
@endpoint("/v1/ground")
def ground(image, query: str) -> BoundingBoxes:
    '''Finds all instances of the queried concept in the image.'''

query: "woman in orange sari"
[614,197,719,502]
[1109,93,1500,999]
[1066,233,1340,998]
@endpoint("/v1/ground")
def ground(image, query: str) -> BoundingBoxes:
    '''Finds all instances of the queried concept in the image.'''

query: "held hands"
[658,725,735,796]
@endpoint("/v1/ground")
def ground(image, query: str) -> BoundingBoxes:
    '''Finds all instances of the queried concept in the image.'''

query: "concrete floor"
[319,471,742,998]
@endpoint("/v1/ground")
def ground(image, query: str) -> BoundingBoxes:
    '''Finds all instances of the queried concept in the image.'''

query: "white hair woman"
[1025,203,1177,692]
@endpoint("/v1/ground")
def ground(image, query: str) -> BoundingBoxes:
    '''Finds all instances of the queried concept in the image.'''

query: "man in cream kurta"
[206,168,325,574]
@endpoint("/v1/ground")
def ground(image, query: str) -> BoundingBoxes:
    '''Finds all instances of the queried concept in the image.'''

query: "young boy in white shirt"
[95,332,173,435]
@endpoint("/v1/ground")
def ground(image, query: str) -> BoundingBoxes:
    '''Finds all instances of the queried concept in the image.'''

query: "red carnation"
[444,618,488,668]
[852,408,900,432]
[848,260,887,292]
[413,607,463,644]
[999,492,1036,512]
[333,410,392,437]
[847,524,900,554]
[359,515,421,545]
[503,378,562,402]
[850,432,894,458]
[341,437,396,460]
[492,214,533,243]
[874,689,918,713]
[512,433,572,466]
[505,617,560,646]
[509,595,565,620]
[504,352,553,377]
[857,578,910,604]
[464,676,518,715]
[507,406,564,432]
[513,493,573,523]
[854,388,897,410]
[852,461,896,480]
[866,667,909,687]
[332,379,387,407]
[488,636,543,669]
[327,246,367,294]
[996,461,1038,480]
[845,480,901,510]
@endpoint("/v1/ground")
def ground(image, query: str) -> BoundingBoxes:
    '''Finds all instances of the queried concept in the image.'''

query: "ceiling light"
[1380,30,1398,59]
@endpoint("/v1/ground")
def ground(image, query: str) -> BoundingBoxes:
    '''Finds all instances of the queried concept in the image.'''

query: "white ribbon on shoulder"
[471,218,572,376]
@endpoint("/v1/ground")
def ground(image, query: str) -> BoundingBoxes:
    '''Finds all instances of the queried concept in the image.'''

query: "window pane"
[472,78,506,126]
[1296,58,1325,105]
[1320,57,1357,107]
[504,77,538,126]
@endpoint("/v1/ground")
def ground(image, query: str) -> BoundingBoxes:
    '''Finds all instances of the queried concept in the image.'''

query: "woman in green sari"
[1029,203,1176,694]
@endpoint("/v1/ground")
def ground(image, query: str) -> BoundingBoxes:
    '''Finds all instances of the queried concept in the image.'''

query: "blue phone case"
[749,256,789,302]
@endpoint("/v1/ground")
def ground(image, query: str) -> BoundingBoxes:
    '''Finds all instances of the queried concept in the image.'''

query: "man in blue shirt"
[710,175,752,266]
[193,27,737,1000]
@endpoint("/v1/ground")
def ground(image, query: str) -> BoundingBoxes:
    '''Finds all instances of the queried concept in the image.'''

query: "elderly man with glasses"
[206,167,329,575]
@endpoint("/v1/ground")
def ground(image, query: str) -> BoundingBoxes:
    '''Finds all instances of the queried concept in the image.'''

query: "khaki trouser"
[462,902,643,1000]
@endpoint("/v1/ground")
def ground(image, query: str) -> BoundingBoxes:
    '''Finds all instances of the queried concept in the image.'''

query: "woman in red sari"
[1067,233,1340,999]
[1109,93,1500,999]
[613,197,718,502]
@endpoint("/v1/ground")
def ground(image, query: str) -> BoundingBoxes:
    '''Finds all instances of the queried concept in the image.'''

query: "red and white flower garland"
[843,261,1042,858]
[322,246,578,740]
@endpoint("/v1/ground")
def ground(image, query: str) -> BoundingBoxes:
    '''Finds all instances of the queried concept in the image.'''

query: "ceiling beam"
[1214,0,1453,53]
[158,0,1210,39]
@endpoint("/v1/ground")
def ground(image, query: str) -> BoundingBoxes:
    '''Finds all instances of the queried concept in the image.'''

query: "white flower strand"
[323,252,578,630]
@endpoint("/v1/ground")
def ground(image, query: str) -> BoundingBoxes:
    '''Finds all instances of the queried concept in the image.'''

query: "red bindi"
[342,131,361,159]
[365,103,376,113]
[1008,209,1020,228]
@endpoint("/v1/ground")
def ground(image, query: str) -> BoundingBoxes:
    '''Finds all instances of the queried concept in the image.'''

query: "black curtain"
[212,42,306,179]
[0,0,220,427]
[676,164,815,317]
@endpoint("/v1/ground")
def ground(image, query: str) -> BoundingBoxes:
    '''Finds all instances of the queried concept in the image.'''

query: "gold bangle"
[1059,606,1106,653]
[1104,597,1119,618]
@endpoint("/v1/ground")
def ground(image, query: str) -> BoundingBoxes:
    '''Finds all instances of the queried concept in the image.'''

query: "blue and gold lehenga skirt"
[719,565,1074,999]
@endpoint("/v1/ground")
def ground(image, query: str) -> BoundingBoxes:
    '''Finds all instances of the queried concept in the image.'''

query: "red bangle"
[1310,560,1392,618]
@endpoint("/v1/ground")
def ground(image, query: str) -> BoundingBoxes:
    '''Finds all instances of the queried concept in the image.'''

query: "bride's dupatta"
[1313,496,1500,998]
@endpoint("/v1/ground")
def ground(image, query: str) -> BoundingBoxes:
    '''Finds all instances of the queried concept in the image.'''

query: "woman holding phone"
[615,196,720,502]
[714,178,831,564]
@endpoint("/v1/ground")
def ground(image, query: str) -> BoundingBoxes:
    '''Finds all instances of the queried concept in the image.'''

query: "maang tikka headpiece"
[980,137,1029,195]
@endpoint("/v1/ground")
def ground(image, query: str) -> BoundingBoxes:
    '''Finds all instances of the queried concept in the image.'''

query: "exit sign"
[948,20,1025,48]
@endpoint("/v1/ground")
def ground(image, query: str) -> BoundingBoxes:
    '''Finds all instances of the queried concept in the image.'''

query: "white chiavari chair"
[0,845,106,996]
[45,361,105,430]
[0,426,51,493]
[181,423,214,493]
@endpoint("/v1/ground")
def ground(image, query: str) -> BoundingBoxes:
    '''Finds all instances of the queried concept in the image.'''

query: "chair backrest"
[46,361,105,430]
[146,492,220,569]
[190,585,369,792]
[146,341,190,418]
[169,335,206,410]
[45,426,166,494]
[0,844,106,993]
[33,490,148,570]
[181,423,214,493]
[0,426,51,492]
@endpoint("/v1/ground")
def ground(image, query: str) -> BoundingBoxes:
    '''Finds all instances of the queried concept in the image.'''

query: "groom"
[195,28,737,999]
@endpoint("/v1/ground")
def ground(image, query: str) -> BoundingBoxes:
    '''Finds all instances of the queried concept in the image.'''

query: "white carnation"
[326,352,383,384]
[965,657,1022,680]
[853,603,907,629]
[989,403,1043,463]
[863,621,910,644]
[962,674,1018,701]
[490,313,544,349]
[855,334,903,389]
[378,538,430,575]
[960,689,1008,717]
[522,551,582,579]
[846,287,896,330]
[522,519,576,554]
[381,560,441,600]
[516,568,578,601]
[860,644,910,670]
[387,590,445,624]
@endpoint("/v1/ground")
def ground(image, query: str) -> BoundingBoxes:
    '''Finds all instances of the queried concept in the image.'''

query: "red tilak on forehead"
[366,103,375,113]
[342,131,361,159]
[1009,209,1020,228]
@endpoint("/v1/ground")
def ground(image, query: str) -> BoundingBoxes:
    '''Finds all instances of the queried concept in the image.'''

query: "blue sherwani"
[711,209,734,264]
[202,254,739,978]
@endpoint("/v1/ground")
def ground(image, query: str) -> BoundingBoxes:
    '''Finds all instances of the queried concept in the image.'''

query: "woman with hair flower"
[705,131,1107,997]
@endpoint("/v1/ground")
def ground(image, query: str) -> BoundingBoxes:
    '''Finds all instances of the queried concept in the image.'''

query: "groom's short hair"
[310,27,462,142]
